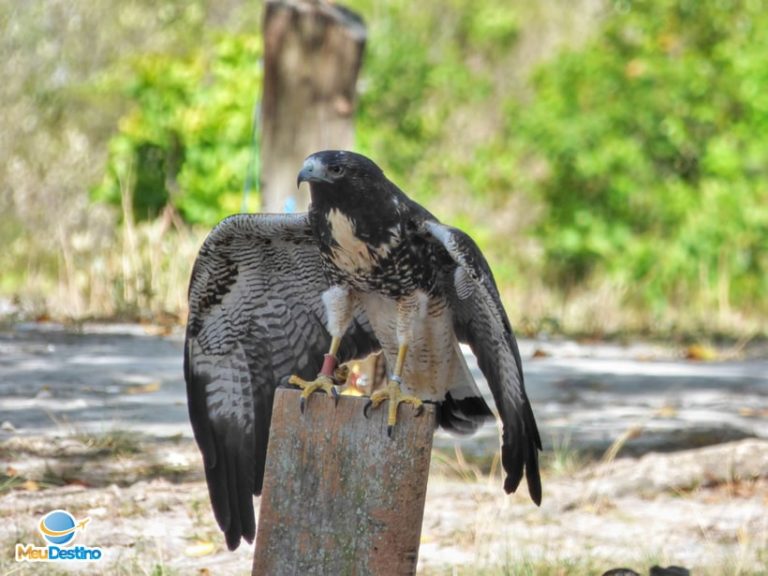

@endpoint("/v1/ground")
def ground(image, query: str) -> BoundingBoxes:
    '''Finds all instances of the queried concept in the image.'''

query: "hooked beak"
[297,157,333,188]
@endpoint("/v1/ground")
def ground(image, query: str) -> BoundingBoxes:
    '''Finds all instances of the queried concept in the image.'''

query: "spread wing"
[184,213,380,550]
[421,220,542,504]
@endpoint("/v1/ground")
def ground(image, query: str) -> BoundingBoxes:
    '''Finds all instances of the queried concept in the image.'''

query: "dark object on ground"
[650,566,690,576]
[601,566,691,576]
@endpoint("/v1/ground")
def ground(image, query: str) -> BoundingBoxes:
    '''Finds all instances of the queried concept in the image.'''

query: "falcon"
[185,150,542,550]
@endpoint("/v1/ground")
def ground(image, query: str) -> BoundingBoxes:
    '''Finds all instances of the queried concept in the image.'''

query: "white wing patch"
[424,221,479,282]
[453,266,475,300]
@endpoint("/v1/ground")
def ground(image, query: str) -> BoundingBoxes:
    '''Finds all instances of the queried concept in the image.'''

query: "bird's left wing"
[185,213,379,550]
[420,219,542,505]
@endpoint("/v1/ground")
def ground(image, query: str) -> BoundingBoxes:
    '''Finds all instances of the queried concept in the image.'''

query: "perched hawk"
[185,150,542,550]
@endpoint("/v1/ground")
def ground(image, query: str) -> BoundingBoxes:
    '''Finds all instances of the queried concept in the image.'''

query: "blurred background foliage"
[1,0,766,337]
[522,0,768,330]
[93,31,262,224]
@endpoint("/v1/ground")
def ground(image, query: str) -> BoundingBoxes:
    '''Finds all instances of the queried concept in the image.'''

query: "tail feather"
[438,392,494,434]
[439,341,494,434]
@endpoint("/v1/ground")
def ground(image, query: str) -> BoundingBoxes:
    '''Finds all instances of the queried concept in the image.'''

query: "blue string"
[242,95,261,213]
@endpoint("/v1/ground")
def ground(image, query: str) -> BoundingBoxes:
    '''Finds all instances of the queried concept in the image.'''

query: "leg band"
[320,354,338,377]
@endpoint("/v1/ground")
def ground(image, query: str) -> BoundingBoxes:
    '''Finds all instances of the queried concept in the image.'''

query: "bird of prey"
[185,150,542,550]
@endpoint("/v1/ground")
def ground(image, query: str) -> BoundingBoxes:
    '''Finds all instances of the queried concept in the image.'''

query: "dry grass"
[2,196,766,346]
[51,214,202,322]
[71,429,144,458]
[420,556,609,576]
[3,193,766,340]
[4,170,205,322]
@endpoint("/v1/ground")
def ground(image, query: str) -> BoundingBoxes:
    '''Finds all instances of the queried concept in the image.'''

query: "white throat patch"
[326,208,398,272]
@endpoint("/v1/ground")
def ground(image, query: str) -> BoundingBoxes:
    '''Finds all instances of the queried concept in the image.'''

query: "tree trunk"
[260,0,366,213]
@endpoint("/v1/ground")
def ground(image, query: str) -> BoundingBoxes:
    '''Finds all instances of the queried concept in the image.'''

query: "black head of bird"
[297,150,391,204]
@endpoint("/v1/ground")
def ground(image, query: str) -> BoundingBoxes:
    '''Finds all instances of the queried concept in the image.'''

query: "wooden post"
[260,0,367,212]
[253,388,436,576]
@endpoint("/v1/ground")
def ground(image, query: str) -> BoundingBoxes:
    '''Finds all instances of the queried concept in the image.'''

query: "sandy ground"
[1,436,766,576]
[1,324,767,574]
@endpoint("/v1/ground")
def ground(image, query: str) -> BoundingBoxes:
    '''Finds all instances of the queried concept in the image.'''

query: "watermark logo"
[15,509,103,562]
[38,510,90,546]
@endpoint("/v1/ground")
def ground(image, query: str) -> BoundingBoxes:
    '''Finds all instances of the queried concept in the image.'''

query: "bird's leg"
[364,294,425,437]
[288,337,342,413]
[288,286,353,413]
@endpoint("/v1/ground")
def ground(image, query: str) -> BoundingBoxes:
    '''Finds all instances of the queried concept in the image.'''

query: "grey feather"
[185,213,379,550]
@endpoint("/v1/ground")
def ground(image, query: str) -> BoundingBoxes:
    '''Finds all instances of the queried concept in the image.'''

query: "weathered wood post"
[260,0,367,212]
[253,388,436,575]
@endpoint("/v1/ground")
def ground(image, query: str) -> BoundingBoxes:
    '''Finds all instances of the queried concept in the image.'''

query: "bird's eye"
[329,165,344,176]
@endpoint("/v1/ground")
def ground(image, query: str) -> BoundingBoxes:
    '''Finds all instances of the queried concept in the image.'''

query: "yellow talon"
[288,374,339,413]
[367,379,423,437]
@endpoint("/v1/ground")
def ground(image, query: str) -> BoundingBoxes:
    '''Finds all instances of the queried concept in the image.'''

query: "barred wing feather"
[184,213,379,550]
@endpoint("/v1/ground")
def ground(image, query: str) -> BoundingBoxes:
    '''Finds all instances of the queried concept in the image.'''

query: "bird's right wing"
[184,213,379,550]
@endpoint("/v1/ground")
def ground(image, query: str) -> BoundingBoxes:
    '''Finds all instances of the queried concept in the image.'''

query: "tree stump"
[260,0,367,212]
[252,388,436,576]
